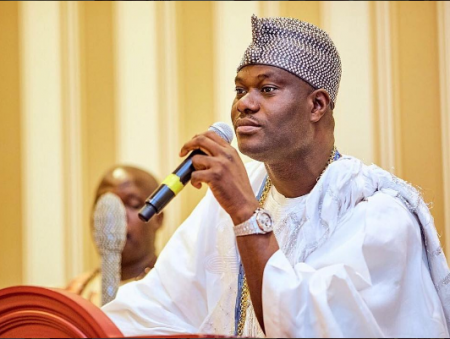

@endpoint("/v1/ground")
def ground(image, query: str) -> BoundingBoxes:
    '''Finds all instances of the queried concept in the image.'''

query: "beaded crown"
[238,15,342,106]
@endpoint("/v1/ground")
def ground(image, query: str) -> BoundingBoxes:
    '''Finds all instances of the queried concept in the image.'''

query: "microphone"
[139,122,234,222]
[93,192,127,306]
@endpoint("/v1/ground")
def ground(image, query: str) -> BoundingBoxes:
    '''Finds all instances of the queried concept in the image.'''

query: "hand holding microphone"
[139,121,260,227]
[139,122,234,222]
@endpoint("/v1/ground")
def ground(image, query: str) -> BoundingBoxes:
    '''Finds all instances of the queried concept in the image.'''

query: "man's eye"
[128,200,143,209]
[261,86,276,93]
[235,87,246,96]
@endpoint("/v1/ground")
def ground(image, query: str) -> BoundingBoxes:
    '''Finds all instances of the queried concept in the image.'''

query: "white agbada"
[103,156,450,338]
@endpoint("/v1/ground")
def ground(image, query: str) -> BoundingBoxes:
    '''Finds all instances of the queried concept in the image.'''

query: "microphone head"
[209,122,234,144]
[93,192,127,254]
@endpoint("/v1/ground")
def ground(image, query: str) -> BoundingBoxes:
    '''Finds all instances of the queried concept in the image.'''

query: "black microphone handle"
[139,149,205,222]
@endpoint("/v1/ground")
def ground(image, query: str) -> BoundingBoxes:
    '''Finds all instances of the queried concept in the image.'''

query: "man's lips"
[235,118,261,134]
[236,125,261,134]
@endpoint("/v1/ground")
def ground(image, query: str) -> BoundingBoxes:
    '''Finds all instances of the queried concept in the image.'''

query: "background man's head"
[92,165,163,269]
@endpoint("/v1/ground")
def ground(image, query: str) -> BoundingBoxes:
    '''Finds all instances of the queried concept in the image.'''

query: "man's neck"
[121,253,157,281]
[264,143,335,198]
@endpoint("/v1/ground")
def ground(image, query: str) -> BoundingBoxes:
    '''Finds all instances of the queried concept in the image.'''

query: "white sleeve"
[102,161,266,337]
[262,192,448,338]
[102,190,219,336]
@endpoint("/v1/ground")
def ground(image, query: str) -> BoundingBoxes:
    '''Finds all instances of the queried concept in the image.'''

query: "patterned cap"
[238,15,342,107]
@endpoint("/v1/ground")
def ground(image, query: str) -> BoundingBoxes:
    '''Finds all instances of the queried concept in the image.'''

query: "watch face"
[256,210,273,232]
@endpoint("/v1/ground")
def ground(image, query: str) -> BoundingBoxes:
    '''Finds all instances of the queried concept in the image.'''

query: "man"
[103,16,450,337]
[66,165,163,307]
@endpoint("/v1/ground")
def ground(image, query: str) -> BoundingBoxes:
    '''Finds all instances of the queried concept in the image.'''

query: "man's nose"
[236,90,260,114]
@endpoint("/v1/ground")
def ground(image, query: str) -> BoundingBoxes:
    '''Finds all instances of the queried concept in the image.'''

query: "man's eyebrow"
[125,193,142,200]
[235,72,280,83]
[257,73,276,80]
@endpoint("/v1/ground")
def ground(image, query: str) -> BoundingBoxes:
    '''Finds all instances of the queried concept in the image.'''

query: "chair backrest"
[0,285,123,338]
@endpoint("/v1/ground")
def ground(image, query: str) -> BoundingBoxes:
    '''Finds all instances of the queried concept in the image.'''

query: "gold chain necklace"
[236,146,338,336]
[317,146,337,182]
[236,178,271,337]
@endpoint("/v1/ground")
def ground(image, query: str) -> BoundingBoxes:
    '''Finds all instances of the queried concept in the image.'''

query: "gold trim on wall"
[60,1,84,284]
[437,1,450,255]
[0,1,23,289]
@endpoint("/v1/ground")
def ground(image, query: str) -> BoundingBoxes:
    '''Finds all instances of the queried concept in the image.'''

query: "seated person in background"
[66,165,163,307]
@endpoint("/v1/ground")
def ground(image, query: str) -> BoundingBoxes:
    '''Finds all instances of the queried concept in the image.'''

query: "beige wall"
[0,1,449,288]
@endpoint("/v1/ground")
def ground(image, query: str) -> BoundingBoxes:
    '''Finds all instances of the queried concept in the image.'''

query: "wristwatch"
[234,208,273,237]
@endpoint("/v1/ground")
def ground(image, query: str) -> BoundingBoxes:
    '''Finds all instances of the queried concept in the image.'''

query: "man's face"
[231,65,314,163]
[94,168,159,266]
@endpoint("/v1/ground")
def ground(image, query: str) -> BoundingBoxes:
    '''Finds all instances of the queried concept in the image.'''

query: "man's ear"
[153,211,164,231]
[310,89,331,123]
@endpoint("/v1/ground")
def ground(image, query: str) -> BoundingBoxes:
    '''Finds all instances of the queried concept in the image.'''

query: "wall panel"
[79,1,117,272]
[0,1,23,289]
[20,1,66,286]
[280,1,321,27]
[114,2,160,175]
[394,2,445,244]
[321,1,375,165]
[176,1,216,225]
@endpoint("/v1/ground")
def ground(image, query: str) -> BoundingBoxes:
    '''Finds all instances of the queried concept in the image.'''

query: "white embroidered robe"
[103,156,450,338]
